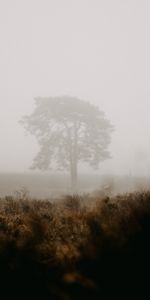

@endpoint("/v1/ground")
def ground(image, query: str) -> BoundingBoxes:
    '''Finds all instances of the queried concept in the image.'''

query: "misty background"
[0,0,150,177]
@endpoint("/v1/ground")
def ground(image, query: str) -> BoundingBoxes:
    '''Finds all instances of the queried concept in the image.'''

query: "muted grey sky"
[0,0,150,175]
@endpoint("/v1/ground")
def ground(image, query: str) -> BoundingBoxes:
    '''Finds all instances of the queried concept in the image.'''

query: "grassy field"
[0,172,150,198]
[0,191,150,299]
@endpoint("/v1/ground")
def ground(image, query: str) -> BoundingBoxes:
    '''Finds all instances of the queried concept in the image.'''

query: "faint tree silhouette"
[20,96,113,193]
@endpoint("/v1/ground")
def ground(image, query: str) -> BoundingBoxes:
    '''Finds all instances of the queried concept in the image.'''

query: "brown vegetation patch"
[0,192,150,299]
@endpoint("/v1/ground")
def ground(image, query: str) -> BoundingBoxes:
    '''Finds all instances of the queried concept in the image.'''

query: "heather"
[0,191,150,299]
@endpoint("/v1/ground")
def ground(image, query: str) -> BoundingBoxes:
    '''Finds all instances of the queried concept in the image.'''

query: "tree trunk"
[70,120,78,194]
[70,161,78,194]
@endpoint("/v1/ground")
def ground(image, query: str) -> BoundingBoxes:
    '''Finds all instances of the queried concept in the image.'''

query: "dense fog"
[1,4,150,299]
[0,0,150,176]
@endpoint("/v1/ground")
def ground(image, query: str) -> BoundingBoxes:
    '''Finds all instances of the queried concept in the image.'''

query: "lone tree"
[21,96,113,193]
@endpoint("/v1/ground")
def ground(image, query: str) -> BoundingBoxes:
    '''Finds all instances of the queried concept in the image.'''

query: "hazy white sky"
[0,0,150,175]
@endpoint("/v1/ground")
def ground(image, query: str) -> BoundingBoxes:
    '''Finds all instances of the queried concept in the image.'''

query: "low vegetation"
[0,191,150,299]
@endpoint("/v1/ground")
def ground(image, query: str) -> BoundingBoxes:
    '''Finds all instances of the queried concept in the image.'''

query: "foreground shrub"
[0,192,150,299]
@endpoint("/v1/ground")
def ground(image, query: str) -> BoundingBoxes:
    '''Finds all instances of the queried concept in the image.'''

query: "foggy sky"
[0,0,150,175]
